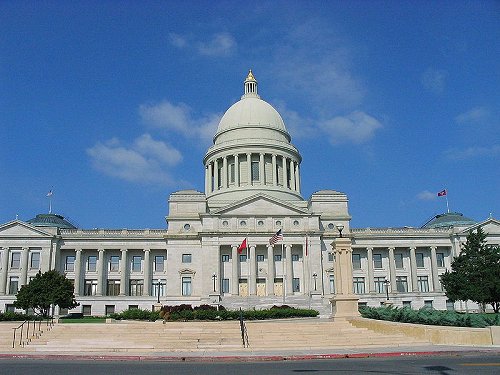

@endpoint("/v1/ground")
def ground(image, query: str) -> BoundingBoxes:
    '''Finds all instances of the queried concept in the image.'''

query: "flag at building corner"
[237,238,247,254]
[269,229,283,245]
[437,189,447,197]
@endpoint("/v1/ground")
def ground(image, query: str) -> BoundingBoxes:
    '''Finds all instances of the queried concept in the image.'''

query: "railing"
[239,308,249,348]
[12,317,55,348]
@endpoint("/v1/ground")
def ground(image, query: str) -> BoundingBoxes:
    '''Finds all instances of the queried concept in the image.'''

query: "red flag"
[237,238,247,254]
[437,189,447,197]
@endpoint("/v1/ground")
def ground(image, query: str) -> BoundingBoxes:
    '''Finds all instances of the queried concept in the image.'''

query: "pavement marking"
[461,363,500,367]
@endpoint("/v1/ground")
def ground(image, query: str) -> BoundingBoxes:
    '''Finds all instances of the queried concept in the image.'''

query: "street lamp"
[384,279,390,301]
[336,224,344,238]
[156,279,163,304]
[312,272,318,291]
[212,273,217,292]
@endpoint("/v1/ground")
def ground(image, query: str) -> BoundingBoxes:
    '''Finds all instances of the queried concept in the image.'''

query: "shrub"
[0,311,37,321]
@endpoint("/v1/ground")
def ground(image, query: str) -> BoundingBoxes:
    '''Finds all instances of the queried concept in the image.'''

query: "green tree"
[14,270,79,317]
[441,228,500,313]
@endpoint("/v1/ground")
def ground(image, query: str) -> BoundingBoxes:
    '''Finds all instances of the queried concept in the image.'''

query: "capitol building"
[1,71,499,316]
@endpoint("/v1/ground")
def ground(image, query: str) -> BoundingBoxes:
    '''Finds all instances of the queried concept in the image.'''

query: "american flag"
[269,229,283,245]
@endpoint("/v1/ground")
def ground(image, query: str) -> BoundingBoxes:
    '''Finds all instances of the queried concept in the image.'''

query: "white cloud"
[455,106,490,124]
[417,190,437,201]
[87,135,182,186]
[319,111,383,145]
[168,33,187,48]
[421,68,448,94]
[197,32,236,56]
[444,145,500,160]
[139,100,220,143]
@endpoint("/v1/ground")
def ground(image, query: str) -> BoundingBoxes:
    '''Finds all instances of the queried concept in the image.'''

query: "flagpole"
[445,194,450,213]
[281,242,285,304]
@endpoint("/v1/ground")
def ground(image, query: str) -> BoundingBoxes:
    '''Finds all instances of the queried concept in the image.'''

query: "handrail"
[12,317,55,348]
[238,308,250,348]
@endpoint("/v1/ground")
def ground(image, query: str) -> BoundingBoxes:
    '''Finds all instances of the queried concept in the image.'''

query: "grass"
[59,317,106,323]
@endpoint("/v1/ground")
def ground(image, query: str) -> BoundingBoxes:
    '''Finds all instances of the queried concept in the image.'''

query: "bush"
[0,311,37,321]
[109,308,159,321]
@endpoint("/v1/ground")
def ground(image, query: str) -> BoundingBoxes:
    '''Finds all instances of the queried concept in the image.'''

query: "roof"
[26,213,77,229]
[421,212,476,229]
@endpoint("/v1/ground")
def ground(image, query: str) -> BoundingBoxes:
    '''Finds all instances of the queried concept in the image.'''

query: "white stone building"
[1,71,499,316]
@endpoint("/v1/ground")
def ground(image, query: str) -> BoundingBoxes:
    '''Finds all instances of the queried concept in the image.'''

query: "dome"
[27,213,77,229]
[421,212,476,229]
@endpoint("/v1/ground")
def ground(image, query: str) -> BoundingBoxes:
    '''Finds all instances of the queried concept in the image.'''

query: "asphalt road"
[0,354,499,375]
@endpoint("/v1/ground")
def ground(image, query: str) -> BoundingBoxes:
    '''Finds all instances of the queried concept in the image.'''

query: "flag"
[46,190,53,197]
[237,238,247,254]
[269,229,283,245]
[437,189,447,197]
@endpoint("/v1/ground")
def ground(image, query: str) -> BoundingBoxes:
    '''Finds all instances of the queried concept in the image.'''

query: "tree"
[14,270,79,317]
[441,228,500,313]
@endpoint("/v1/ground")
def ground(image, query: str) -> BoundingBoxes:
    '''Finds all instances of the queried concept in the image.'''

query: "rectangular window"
[417,276,429,292]
[424,300,433,308]
[10,252,21,269]
[65,255,75,272]
[154,255,165,272]
[396,276,408,292]
[395,253,404,269]
[222,278,230,293]
[129,279,144,296]
[82,305,92,316]
[30,252,40,269]
[292,254,299,262]
[239,254,247,262]
[221,254,230,262]
[292,278,300,292]
[328,252,335,262]
[106,280,120,296]
[374,277,387,294]
[373,253,383,269]
[251,161,259,181]
[436,252,445,268]
[352,253,361,269]
[132,256,142,272]
[402,301,412,308]
[9,277,19,294]
[217,165,222,189]
[84,280,97,296]
[109,255,120,272]
[274,254,282,262]
[105,305,115,316]
[329,274,335,294]
[87,256,97,272]
[229,163,235,184]
[446,300,455,311]
[353,277,365,294]
[416,252,425,268]
[182,276,192,296]
[256,254,265,262]
[128,305,139,310]
[152,279,166,297]
[182,254,192,263]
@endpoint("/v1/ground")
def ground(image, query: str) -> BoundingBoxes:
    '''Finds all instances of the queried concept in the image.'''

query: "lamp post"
[156,279,163,304]
[336,224,344,238]
[312,272,318,291]
[384,279,390,301]
[212,273,217,293]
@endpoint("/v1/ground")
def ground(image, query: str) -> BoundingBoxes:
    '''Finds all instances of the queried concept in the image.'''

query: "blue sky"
[1,1,499,229]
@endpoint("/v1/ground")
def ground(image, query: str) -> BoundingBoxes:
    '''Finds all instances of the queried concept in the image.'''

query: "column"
[222,156,228,188]
[282,157,288,188]
[207,162,213,193]
[20,247,29,286]
[289,160,296,191]
[430,246,441,292]
[143,249,151,296]
[366,247,375,293]
[246,153,252,185]
[285,244,293,295]
[259,153,265,185]
[213,159,219,190]
[388,247,396,293]
[205,165,209,193]
[234,154,239,187]
[267,245,275,295]
[119,249,127,296]
[249,245,257,295]
[231,245,239,295]
[409,247,418,292]
[295,164,301,193]
[74,249,82,296]
[0,248,9,295]
[271,154,277,186]
[96,249,105,296]
[50,242,58,271]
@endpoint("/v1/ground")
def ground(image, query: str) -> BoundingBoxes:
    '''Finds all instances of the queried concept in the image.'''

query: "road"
[0,354,499,375]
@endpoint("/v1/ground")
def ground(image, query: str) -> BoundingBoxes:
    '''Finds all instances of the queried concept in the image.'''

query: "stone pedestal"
[330,295,360,319]
[152,303,162,312]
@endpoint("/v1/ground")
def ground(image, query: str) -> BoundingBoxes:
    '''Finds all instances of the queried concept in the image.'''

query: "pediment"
[212,193,309,216]
[458,218,500,236]
[0,220,54,238]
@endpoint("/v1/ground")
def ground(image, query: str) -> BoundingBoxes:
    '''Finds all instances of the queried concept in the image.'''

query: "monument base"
[330,294,360,319]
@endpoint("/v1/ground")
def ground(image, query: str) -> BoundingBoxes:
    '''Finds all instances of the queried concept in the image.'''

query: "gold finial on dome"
[243,69,259,97]
[246,69,256,82]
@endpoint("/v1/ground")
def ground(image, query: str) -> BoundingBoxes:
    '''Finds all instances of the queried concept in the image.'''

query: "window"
[109,255,120,271]
[257,254,265,262]
[132,256,142,272]
[105,305,115,316]
[396,276,408,292]
[59,308,69,316]
[328,252,334,262]
[154,255,165,272]
[128,305,139,310]
[352,253,361,269]
[84,280,97,296]
[182,254,192,263]
[106,280,120,296]
[82,305,92,316]
[395,253,404,269]
[446,300,455,311]
[373,253,383,269]
[436,252,445,268]
[222,278,230,293]
[402,301,412,308]
[358,302,367,308]
[292,278,300,292]
[239,254,247,262]
[374,277,387,294]
[182,277,192,296]
[221,254,230,262]
[417,276,429,292]
[424,300,433,309]
[353,277,365,294]
[274,254,282,262]
[87,256,97,272]
[65,255,75,272]
[251,161,259,181]
[329,274,335,294]
[29,252,40,269]
[152,279,165,297]
[292,254,299,262]
[129,280,143,296]
[416,252,425,268]
[10,252,21,269]
[229,163,235,184]
[9,277,19,294]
